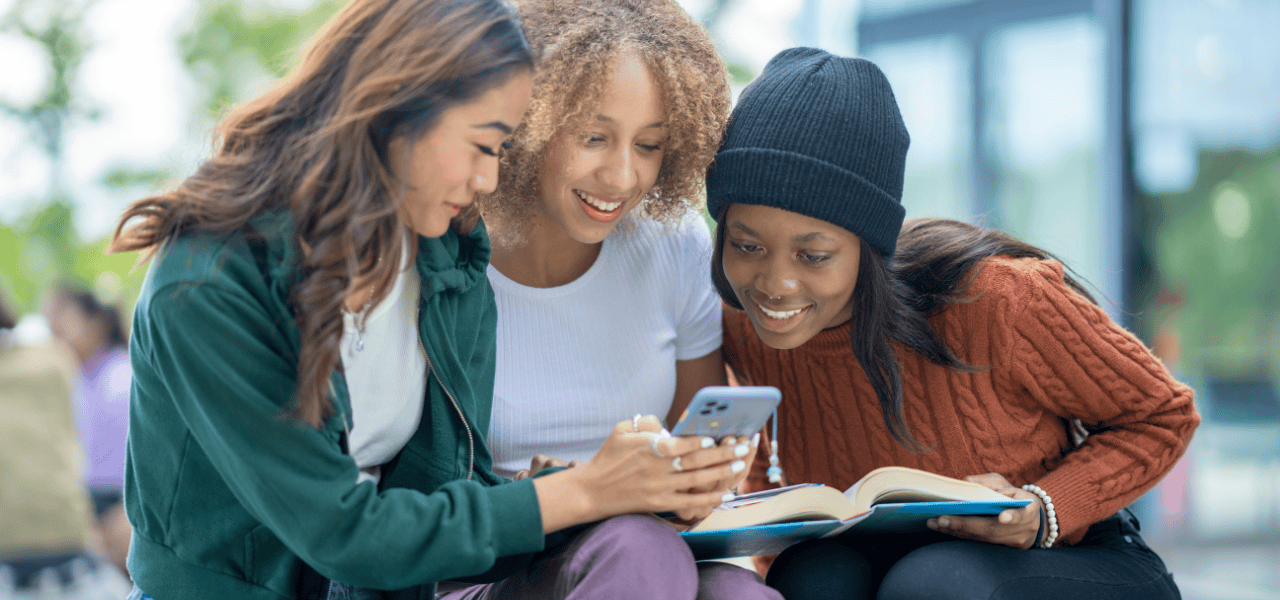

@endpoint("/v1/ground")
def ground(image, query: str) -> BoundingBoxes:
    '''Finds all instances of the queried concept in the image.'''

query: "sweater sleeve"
[1002,261,1199,541]
[141,281,544,588]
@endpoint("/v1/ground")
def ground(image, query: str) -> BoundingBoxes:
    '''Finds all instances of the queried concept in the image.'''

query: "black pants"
[765,511,1180,600]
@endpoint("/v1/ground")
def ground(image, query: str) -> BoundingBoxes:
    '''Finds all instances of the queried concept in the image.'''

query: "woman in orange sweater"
[707,48,1198,600]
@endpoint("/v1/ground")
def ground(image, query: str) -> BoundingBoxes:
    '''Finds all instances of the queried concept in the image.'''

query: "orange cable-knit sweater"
[724,256,1199,546]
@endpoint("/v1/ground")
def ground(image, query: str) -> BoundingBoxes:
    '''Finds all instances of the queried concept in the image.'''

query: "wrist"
[1032,497,1047,548]
[1021,484,1059,548]
[533,468,599,534]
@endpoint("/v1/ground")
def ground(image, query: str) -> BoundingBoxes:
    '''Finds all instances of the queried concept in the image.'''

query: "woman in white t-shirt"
[479,0,742,477]
[463,4,776,597]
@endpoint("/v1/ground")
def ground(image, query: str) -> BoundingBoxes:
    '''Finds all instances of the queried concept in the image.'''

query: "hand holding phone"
[670,386,781,441]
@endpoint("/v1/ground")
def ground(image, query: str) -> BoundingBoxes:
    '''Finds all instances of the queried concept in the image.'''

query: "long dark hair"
[713,215,1094,452]
[112,0,533,427]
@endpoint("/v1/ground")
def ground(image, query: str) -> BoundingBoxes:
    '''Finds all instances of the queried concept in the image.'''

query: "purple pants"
[438,515,781,600]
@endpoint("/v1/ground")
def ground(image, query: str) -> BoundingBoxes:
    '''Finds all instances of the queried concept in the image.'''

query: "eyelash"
[582,134,663,152]
[477,140,514,157]
[730,241,829,265]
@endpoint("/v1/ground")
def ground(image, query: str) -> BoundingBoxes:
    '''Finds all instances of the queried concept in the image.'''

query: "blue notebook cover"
[680,498,1030,560]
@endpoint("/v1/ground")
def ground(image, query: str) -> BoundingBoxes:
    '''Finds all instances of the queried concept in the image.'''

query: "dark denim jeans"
[766,510,1180,600]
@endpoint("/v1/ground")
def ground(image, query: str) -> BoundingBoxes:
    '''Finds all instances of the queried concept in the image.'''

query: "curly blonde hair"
[480,0,731,247]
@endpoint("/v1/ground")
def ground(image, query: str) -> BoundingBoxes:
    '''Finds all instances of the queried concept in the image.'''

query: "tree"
[180,0,344,121]
[0,0,100,313]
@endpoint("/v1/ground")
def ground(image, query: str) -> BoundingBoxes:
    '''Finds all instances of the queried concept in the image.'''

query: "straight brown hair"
[112,0,533,426]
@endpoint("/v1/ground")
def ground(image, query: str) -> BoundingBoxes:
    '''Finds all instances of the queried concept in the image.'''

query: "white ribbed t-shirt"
[486,214,723,477]
[340,244,427,485]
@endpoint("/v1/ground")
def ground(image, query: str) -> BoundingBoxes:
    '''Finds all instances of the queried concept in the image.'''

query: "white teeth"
[576,190,622,212]
[757,302,802,320]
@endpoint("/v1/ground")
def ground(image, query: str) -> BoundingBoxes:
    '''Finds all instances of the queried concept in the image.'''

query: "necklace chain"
[349,294,375,352]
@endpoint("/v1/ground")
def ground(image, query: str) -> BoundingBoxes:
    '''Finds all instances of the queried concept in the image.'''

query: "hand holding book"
[925,472,1044,550]
[676,466,1033,559]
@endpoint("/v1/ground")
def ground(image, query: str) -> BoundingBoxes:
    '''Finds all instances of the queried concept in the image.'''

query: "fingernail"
[701,437,715,448]
[938,517,950,528]
[927,519,938,529]
[722,492,736,503]
[731,460,746,473]
[734,443,749,457]
[752,433,760,447]
[1000,511,1012,523]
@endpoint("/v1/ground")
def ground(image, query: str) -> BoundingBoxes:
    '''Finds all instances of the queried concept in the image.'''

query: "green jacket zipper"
[417,304,474,481]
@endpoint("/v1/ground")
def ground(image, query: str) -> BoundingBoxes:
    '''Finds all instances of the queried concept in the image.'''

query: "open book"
[678,466,1031,560]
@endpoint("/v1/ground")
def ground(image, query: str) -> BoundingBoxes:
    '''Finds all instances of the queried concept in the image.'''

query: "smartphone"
[669,386,781,440]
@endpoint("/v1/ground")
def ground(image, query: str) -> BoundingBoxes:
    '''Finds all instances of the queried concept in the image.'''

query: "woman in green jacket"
[112,1,744,598]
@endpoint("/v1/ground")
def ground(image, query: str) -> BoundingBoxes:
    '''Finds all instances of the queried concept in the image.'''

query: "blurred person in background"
[41,284,133,578]
[0,291,131,599]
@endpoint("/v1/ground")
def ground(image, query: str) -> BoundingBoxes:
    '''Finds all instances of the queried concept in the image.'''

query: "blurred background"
[1,0,1277,597]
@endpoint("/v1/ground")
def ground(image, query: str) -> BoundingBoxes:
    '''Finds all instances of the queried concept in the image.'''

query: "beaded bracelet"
[1021,484,1059,548]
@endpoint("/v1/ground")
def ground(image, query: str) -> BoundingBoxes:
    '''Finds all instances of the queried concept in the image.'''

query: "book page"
[843,466,1019,513]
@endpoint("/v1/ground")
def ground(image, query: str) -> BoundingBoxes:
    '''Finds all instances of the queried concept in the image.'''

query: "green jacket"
[125,211,544,600]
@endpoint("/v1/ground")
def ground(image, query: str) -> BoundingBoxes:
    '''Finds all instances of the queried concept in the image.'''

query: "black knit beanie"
[707,47,909,257]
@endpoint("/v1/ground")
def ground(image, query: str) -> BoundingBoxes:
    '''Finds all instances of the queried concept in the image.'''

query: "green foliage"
[0,200,149,318]
[180,0,345,119]
[1149,148,1280,380]
[1,225,149,329]
[0,0,98,188]
[102,166,170,189]
[0,0,102,316]
[726,63,756,85]
[1,0,344,321]
[0,0,95,113]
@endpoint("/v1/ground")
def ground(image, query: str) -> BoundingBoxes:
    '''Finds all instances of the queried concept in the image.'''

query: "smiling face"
[394,70,533,238]
[721,203,863,350]
[536,50,667,244]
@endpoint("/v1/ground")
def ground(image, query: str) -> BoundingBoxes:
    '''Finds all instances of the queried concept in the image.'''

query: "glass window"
[864,35,975,222]
[861,0,976,20]
[1132,0,1280,541]
[984,16,1111,306]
